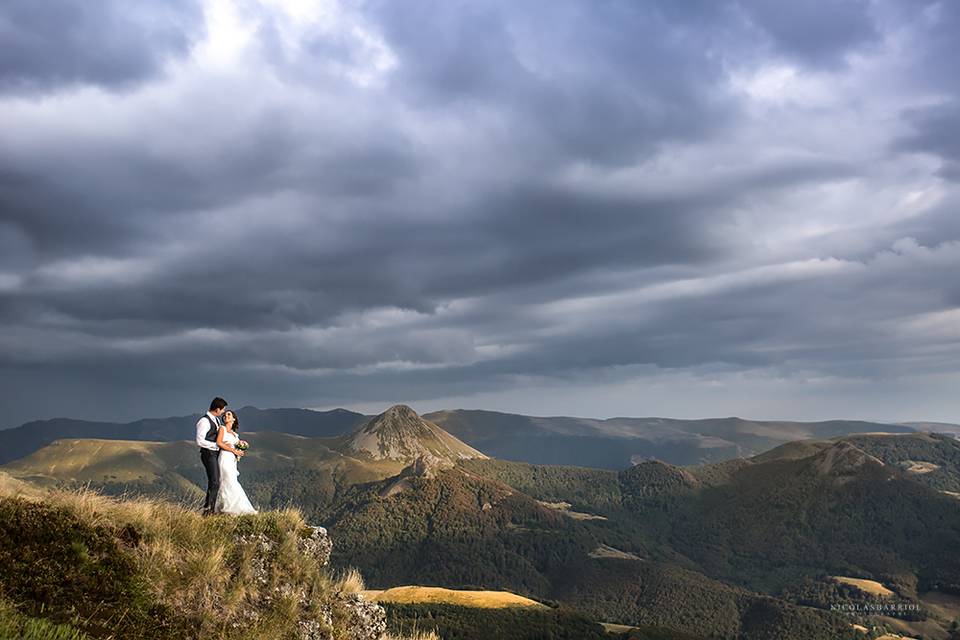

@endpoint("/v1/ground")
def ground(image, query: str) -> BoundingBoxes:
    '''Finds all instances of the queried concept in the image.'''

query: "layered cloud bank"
[2,0,959,424]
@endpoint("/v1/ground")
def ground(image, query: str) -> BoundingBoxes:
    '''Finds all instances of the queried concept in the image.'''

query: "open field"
[362,586,547,609]
[831,576,896,597]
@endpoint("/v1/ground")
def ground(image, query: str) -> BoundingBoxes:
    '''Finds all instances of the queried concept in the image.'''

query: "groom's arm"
[195,417,217,450]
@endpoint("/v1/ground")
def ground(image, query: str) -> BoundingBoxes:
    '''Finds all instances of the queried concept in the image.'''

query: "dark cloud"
[0,0,205,94]
[736,0,879,68]
[1,0,959,426]
[367,0,738,167]
[909,0,960,94]
[897,101,960,180]
[889,2,960,178]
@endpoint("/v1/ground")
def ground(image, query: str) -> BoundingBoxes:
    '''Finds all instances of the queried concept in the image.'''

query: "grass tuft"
[333,567,367,595]
[0,599,91,640]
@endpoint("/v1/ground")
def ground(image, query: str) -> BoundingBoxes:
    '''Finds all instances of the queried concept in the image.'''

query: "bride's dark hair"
[226,409,240,432]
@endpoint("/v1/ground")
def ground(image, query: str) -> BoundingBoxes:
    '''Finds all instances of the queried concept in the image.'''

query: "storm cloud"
[0,0,205,93]
[1,0,959,426]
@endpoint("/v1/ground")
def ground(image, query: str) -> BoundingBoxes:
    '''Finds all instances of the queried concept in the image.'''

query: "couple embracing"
[195,397,257,515]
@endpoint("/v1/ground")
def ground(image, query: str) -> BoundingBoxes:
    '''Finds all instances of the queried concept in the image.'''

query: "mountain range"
[4,404,960,638]
[0,404,941,468]
[314,424,960,639]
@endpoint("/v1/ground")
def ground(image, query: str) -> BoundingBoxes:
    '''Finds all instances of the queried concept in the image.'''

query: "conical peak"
[365,405,431,436]
[347,404,488,463]
[383,404,419,418]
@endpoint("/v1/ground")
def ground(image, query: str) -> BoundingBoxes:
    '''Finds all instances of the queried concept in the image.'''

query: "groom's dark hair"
[209,397,228,412]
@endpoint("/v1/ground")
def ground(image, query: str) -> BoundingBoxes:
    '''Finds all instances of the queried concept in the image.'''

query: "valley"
[3,405,960,638]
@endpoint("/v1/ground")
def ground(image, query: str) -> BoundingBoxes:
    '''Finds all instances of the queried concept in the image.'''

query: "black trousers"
[200,448,221,513]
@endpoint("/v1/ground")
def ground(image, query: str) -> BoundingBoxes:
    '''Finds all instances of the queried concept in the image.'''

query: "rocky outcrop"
[299,525,335,565]
[299,592,387,640]
[238,524,387,640]
[379,452,455,497]
[332,593,388,640]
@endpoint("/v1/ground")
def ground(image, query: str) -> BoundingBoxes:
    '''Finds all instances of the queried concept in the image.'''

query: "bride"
[215,410,257,515]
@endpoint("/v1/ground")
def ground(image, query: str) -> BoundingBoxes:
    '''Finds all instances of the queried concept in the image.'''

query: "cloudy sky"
[2,0,960,426]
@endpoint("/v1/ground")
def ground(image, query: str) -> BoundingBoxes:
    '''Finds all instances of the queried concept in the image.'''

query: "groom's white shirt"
[196,411,221,451]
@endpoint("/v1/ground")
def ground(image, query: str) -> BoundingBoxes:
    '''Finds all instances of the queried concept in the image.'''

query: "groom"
[196,397,228,515]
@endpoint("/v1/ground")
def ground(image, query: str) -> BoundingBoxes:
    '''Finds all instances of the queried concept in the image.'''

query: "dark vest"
[202,415,221,442]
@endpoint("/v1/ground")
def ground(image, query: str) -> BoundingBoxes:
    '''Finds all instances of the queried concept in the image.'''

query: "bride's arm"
[215,426,238,454]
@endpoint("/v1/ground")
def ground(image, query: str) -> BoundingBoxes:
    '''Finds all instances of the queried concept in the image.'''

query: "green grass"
[0,487,339,639]
[0,600,91,640]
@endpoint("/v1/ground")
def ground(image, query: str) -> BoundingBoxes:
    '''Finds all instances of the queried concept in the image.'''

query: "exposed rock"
[333,593,388,640]
[406,451,455,478]
[239,532,273,587]
[379,452,455,497]
[298,524,333,567]
[297,618,330,640]
[238,524,386,640]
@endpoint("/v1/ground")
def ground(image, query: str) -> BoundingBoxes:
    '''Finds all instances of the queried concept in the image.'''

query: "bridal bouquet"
[236,440,250,451]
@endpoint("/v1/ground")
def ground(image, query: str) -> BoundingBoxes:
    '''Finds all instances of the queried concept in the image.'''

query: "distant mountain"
[0,416,194,466]
[0,403,931,470]
[235,406,368,437]
[768,430,960,493]
[3,438,202,496]
[346,404,487,464]
[900,420,960,435]
[426,409,917,468]
[0,406,367,465]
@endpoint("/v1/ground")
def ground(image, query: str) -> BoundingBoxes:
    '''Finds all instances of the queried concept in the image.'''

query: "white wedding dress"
[216,429,257,515]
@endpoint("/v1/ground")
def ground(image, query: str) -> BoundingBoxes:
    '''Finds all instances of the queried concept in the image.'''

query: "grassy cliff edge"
[0,476,434,640]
